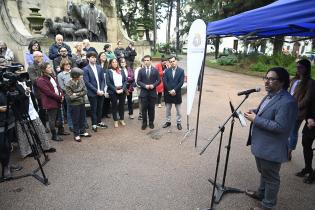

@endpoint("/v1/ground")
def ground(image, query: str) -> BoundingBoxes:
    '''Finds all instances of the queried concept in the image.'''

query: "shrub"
[217,55,237,65]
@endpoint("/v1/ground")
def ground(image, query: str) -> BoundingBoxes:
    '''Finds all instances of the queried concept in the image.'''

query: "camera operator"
[15,68,56,158]
[0,72,15,180]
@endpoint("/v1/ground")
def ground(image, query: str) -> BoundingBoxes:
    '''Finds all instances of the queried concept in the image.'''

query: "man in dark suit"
[83,52,107,132]
[137,55,161,130]
[244,67,298,210]
[298,80,315,184]
[162,56,185,130]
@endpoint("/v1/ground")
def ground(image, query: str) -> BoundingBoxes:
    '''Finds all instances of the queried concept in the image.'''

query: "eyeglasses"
[144,60,150,61]
[263,77,278,82]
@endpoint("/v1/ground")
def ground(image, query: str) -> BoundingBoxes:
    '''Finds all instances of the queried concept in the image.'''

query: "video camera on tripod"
[0,64,50,185]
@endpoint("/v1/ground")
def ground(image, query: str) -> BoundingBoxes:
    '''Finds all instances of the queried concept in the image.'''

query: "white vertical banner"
[187,19,207,115]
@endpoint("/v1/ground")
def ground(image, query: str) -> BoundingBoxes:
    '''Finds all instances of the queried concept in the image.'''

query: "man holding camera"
[0,90,15,179]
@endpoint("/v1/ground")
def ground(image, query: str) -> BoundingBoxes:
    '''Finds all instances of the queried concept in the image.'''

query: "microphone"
[237,87,261,96]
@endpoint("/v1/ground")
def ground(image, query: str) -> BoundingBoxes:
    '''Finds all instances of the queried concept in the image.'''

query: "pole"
[153,0,157,53]
[194,36,208,147]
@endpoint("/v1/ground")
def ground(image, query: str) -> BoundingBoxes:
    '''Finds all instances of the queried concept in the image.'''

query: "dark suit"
[301,80,315,172]
[137,66,161,125]
[83,64,105,125]
[163,67,185,104]
[247,89,297,209]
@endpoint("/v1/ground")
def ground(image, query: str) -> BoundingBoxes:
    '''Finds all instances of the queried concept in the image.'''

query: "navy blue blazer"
[163,67,185,104]
[106,69,127,95]
[137,66,161,98]
[83,64,105,97]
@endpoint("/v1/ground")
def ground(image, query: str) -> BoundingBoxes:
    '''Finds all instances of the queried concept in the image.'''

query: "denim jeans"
[288,119,302,150]
[71,104,86,136]
[165,103,182,123]
[255,157,281,210]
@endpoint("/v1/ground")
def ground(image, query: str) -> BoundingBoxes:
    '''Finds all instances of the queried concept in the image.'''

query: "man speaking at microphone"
[244,67,297,210]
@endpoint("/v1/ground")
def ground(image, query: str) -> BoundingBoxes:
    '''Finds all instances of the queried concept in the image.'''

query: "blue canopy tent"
[206,0,315,38]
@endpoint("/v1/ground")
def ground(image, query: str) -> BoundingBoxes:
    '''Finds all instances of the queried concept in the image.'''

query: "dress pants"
[47,108,58,131]
[141,96,156,125]
[110,93,126,121]
[88,95,104,126]
[255,157,281,210]
[127,92,133,115]
[302,135,315,171]
[0,128,14,168]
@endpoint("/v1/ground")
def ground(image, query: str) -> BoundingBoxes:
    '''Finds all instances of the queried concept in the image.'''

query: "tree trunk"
[273,36,284,55]
[176,0,180,51]
[166,0,173,44]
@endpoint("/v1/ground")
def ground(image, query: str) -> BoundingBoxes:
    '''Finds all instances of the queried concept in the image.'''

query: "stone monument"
[0,0,149,65]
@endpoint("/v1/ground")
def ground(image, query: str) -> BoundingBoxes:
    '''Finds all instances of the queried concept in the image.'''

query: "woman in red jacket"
[37,62,64,141]
[155,56,169,108]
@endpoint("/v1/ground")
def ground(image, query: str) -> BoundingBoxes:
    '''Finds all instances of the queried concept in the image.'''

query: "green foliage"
[250,54,296,74]
[115,0,167,40]
[217,55,237,65]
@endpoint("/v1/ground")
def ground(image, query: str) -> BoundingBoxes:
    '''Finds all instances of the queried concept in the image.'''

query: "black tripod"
[200,95,249,210]
[1,90,50,185]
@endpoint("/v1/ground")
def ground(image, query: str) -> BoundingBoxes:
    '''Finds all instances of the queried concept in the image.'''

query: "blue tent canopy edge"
[206,0,315,38]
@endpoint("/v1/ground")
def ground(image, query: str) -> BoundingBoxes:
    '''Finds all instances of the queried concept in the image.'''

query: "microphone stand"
[200,94,249,210]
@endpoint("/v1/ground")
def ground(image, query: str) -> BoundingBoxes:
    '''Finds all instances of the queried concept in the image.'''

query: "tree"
[116,0,168,41]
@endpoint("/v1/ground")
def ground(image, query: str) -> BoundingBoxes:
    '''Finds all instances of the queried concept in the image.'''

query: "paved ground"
[0,57,314,210]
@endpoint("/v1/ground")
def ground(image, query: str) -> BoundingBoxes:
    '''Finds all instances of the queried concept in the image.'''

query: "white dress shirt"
[91,64,100,91]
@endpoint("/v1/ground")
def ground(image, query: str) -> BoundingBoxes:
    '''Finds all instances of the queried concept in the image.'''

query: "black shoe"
[44,148,56,153]
[149,123,154,129]
[304,172,315,184]
[2,166,12,180]
[92,125,97,132]
[141,124,147,130]
[296,168,313,177]
[162,122,171,128]
[177,123,182,130]
[51,130,63,141]
[97,122,108,128]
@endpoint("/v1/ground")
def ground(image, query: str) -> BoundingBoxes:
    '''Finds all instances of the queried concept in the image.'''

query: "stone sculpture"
[68,0,107,42]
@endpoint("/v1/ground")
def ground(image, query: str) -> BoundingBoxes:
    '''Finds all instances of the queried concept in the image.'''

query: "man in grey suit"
[244,67,298,210]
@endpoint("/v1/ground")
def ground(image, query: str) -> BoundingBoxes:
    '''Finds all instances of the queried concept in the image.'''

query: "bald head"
[33,51,43,64]
[55,34,64,46]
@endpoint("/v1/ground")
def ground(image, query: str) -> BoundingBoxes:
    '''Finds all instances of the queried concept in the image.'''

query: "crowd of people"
[0,35,185,179]
[0,35,314,210]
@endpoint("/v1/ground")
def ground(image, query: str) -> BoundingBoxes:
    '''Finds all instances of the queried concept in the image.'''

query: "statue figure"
[69,0,107,42]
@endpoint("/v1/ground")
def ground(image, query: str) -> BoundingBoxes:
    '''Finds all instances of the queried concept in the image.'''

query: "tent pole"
[194,36,208,148]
